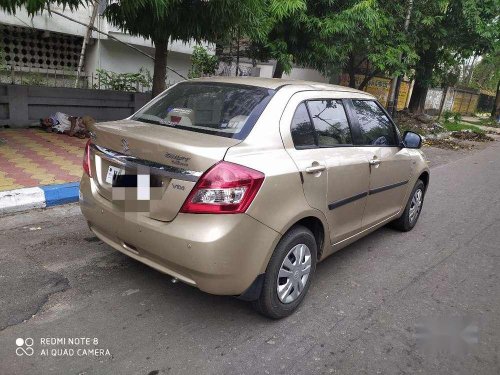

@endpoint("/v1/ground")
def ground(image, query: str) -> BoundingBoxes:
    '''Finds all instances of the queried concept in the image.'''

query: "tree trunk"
[215,43,224,57]
[348,70,356,88]
[408,49,436,114]
[347,53,356,88]
[358,71,378,91]
[391,75,404,116]
[152,39,168,97]
[492,79,500,119]
[273,60,284,78]
[408,81,429,114]
[390,0,414,115]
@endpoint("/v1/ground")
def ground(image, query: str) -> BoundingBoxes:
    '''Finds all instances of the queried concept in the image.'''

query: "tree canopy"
[469,48,500,92]
[0,0,84,14]
[0,0,499,111]
[103,0,304,95]
[407,0,500,112]
[239,0,417,88]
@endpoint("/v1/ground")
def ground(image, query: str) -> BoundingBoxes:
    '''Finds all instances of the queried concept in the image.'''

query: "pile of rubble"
[395,111,497,150]
[450,130,495,142]
[395,111,445,135]
[423,138,475,150]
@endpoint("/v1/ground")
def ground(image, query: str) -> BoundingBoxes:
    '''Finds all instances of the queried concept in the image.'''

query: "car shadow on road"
[89,224,401,329]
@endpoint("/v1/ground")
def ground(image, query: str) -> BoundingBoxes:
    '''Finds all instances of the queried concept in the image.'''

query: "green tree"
[213,0,307,78]
[470,46,500,118]
[245,0,416,88]
[188,46,219,79]
[316,0,416,90]
[0,0,294,96]
[104,0,272,96]
[407,0,500,113]
[469,47,500,92]
[0,0,83,13]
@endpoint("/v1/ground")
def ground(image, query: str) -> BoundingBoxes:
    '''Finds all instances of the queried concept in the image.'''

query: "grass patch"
[442,122,485,133]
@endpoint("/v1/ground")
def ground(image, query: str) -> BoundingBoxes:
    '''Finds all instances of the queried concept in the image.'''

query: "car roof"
[188,76,373,96]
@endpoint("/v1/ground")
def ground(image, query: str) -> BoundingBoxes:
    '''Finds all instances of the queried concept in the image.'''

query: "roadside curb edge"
[0,182,79,215]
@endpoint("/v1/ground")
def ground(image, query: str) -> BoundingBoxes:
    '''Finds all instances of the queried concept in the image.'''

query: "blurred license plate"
[105,165,124,184]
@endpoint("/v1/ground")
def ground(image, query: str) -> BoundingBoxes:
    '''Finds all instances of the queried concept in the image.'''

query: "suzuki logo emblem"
[121,139,130,153]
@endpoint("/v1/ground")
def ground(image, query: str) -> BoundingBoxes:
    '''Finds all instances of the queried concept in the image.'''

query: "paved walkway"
[478,125,500,134]
[0,129,86,192]
[461,115,481,124]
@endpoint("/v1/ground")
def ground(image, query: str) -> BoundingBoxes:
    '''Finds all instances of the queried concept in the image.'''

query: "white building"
[0,5,328,90]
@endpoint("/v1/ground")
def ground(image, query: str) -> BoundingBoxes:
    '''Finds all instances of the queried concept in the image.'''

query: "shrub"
[94,67,152,92]
[188,46,219,79]
[443,111,462,125]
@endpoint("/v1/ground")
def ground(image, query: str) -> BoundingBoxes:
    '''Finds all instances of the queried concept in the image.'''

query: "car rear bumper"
[79,175,280,295]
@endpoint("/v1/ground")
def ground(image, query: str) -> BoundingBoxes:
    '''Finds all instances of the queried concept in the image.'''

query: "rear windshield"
[131,82,275,139]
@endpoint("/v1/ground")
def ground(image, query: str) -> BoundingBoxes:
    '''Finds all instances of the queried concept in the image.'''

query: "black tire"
[391,179,426,232]
[253,225,317,319]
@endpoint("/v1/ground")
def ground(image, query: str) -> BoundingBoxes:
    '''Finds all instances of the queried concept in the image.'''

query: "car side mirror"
[402,131,422,149]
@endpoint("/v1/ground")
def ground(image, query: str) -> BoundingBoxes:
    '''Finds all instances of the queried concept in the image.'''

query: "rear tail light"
[83,139,92,177]
[180,161,264,214]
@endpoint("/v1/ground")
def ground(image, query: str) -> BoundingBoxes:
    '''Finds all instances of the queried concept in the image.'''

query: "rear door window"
[307,100,352,146]
[290,99,353,149]
[351,100,398,146]
[131,82,275,139]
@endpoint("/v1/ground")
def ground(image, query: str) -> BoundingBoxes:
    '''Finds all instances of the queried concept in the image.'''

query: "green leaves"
[0,0,88,15]
[188,46,219,79]
[2,0,497,97]
[469,46,500,91]
[94,68,152,92]
[298,0,414,82]
[268,0,306,19]
[410,0,499,89]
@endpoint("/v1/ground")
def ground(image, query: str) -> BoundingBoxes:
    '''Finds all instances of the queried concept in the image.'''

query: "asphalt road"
[1,142,499,375]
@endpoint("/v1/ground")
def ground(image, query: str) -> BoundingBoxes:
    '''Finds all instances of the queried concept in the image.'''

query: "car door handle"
[305,165,326,173]
[369,159,381,166]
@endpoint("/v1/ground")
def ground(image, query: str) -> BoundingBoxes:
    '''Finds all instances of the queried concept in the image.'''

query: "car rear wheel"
[391,179,426,232]
[253,225,317,319]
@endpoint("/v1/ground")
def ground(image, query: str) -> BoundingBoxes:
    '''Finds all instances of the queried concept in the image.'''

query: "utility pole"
[387,0,414,117]
[75,0,98,88]
[437,86,449,121]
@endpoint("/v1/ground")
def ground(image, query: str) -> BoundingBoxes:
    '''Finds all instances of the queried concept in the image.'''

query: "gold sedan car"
[80,77,429,318]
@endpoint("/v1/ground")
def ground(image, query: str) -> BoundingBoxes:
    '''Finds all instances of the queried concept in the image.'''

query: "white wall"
[0,6,93,37]
[223,61,328,83]
[245,62,329,83]
[85,40,191,85]
[255,64,275,78]
[1,7,329,86]
[0,7,210,56]
[283,67,329,83]
[424,88,444,111]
